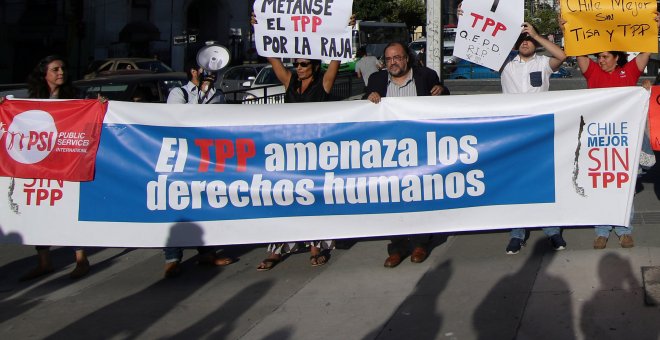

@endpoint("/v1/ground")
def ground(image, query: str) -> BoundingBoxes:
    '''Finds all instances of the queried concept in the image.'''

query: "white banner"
[253,0,353,61]
[0,88,648,247]
[454,0,524,71]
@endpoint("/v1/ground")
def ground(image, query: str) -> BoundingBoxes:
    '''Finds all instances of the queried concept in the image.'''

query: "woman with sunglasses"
[277,57,340,103]
[255,57,341,271]
[251,14,350,271]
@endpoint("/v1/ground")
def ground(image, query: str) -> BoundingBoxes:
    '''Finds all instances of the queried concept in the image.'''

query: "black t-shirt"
[284,72,330,103]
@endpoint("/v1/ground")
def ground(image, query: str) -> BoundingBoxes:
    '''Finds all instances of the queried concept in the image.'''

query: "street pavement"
[1,173,660,339]
[2,77,660,339]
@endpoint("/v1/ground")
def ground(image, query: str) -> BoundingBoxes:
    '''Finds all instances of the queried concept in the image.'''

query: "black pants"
[387,234,431,255]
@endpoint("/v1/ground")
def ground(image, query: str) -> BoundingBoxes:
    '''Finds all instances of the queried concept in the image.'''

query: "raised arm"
[635,52,652,72]
[266,57,293,90]
[323,60,340,93]
[522,23,566,71]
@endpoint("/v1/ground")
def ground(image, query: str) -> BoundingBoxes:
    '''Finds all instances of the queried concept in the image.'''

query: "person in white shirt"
[501,23,566,94]
[501,23,568,255]
[355,47,382,86]
[167,59,226,104]
[163,58,230,278]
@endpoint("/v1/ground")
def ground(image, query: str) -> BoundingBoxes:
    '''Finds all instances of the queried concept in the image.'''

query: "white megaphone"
[195,44,231,95]
[196,44,231,72]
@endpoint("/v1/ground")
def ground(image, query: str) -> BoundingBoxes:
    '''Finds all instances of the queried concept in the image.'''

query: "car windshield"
[78,84,131,101]
[135,61,173,73]
[410,41,425,52]
[254,68,281,86]
[162,79,185,92]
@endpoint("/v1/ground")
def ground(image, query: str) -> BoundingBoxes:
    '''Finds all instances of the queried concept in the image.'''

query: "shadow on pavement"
[0,246,105,285]
[580,253,660,340]
[42,222,270,339]
[261,326,294,340]
[363,259,453,339]
[0,246,126,324]
[472,239,574,339]
[169,279,275,339]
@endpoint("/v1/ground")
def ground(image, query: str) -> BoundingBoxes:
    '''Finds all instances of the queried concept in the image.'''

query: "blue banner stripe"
[80,115,555,222]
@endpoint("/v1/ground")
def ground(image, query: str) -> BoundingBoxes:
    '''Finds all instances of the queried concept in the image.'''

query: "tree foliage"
[353,0,426,34]
[353,0,395,21]
[391,0,426,28]
[525,5,560,35]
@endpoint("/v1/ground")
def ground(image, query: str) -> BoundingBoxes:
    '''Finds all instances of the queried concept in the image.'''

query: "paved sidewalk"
[1,180,660,339]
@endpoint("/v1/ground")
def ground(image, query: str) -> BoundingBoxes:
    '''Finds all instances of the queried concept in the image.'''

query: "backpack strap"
[180,86,188,103]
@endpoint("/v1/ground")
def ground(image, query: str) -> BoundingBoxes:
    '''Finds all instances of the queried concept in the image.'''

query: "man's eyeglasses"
[293,62,312,68]
[384,55,406,64]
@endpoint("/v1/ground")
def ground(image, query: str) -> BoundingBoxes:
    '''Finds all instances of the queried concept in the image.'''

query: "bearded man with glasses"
[364,41,449,268]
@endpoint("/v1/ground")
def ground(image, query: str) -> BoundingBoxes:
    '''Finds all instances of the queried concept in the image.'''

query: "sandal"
[256,258,280,271]
[310,254,328,267]
[198,254,234,266]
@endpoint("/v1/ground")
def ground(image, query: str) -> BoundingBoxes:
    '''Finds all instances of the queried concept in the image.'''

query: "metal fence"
[224,72,365,104]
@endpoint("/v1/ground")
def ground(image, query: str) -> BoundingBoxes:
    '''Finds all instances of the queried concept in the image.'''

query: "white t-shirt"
[355,56,381,86]
[166,81,225,104]
[500,54,553,94]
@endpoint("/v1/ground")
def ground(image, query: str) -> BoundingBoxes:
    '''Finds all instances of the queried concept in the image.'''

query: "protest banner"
[560,0,658,56]
[0,99,107,181]
[253,0,353,61]
[0,87,648,247]
[453,0,524,71]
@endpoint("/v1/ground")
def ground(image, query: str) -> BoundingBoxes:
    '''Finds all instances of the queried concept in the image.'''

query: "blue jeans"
[594,205,634,237]
[594,225,632,237]
[510,227,560,240]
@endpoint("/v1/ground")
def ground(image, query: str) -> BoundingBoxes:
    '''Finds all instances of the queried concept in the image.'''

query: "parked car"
[0,83,28,99]
[409,38,426,55]
[409,38,458,65]
[83,58,173,79]
[450,59,501,79]
[216,63,267,102]
[550,66,572,78]
[74,72,187,102]
[321,59,356,73]
[242,65,294,104]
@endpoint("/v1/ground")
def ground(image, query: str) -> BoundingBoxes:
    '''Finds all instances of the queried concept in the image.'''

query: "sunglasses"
[293,62,312,68]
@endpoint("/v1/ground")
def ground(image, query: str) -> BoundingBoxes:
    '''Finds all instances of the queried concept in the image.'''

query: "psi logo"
[3,110,57,164]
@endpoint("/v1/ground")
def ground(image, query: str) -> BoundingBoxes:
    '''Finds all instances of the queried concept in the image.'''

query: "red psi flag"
[0,99,108,181]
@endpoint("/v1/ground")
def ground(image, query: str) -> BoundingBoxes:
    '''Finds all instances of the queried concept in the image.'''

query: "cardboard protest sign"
[453,0,524,71]
[561,0,658,56]
[253,0,353,61]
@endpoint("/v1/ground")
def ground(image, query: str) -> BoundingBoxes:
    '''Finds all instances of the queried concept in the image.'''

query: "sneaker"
[619,234,634,248]
[593,236,608,249]
[549,234,567,250]
[506,238,525,255]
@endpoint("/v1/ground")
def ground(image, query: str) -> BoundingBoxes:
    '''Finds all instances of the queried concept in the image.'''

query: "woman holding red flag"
[18,55,91,280]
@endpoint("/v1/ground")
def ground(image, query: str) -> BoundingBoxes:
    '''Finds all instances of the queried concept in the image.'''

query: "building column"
[426,0,442,77]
